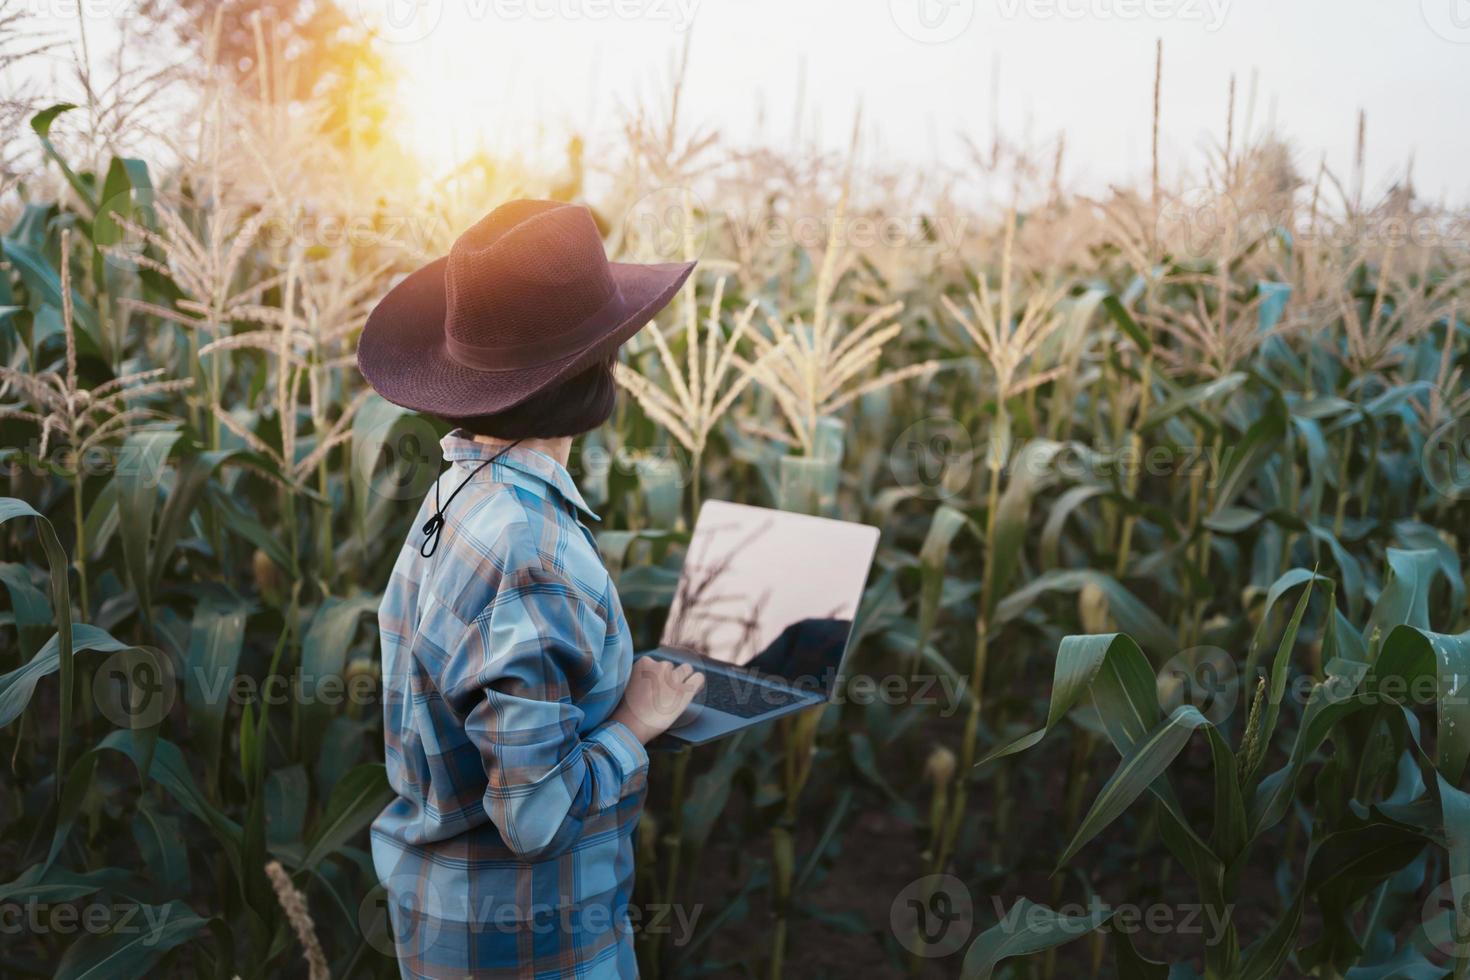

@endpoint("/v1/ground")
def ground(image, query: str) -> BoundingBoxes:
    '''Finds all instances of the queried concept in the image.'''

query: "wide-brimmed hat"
[357,199,694,416]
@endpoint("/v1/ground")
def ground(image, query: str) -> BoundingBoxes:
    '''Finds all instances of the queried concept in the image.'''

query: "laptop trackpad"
[669,699,705,730]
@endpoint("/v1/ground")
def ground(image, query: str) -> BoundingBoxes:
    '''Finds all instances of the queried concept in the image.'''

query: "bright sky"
[16,0,1470,204]
[370,0,1470,203]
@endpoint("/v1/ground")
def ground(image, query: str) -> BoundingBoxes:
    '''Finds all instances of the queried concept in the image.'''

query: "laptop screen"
[658,500,880,697]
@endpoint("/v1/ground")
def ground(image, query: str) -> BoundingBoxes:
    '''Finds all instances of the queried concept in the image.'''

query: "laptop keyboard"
[650,655,811,718]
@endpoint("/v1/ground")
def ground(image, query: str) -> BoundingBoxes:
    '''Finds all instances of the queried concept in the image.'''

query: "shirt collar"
[439,430,600,523]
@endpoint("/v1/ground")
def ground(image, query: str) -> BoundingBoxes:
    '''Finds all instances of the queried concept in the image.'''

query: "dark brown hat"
[357,199,694,416]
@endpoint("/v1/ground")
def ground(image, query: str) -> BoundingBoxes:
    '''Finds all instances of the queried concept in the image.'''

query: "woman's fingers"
[675,672,703,708]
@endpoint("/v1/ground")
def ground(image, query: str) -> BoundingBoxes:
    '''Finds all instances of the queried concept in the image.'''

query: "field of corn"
[3,8,1470,979]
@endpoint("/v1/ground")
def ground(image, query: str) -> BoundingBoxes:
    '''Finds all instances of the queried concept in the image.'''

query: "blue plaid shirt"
[371,431,649,979]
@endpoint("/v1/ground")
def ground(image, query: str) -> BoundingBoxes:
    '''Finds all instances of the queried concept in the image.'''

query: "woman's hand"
[611,658,705,745]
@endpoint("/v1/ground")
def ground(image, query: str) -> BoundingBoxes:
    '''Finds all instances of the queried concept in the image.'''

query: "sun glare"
[363,8,623,178]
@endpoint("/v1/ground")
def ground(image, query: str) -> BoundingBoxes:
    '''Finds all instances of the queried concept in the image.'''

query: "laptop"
[637,499,880,746]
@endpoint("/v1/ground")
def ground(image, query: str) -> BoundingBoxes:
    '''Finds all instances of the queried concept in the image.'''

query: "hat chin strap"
[420,439,522,558]
[443,285,626,372]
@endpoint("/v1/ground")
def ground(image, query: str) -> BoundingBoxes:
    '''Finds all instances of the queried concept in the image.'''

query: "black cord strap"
[420,439,521,558]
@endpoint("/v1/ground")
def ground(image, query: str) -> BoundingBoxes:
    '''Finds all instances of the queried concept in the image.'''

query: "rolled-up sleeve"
[442,560,649,861]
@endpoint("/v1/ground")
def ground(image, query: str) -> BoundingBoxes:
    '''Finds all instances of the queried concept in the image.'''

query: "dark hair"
[440,355,618,440]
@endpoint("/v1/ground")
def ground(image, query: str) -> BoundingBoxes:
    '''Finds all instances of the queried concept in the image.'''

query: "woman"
[357,199,705,978]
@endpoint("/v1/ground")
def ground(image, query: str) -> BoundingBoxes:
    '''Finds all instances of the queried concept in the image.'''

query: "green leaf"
[1241,568,1334,700]
[1103,294,1152,353]
[184,597,248,796]
[0,622,129,727]
[1250,680,1371,834]
[1203,505,1263,533]
[1113,930,1169,980]
[31,103,77,137]
[99,731,242,852]
[1257,280,1293,332]
[0,560,52,661]
[0,865,131,905]
[297,763,393,871]
[1,236,102,342]
[1040,484,1106,568]
[0,498,74,790]
[1373,626,1470,784]
[1237,890,1304,980]
[299,594,378,758]
[1367,548,1443,640]
[113,428,182,622]
[1210,409,1286,515]
[980,633,1160,768]
[30,103,98,213]
[53,900,210,980]
[917,504,971,654]
[150,449,237,589]
[994,571,1172,656]
[206,485,294,575]
[1142,372,1246,431]
[1057,706,1227,868]
[132,802,191,898]
[264,765,310,846]
[990,440,1065,607]
[960,898,1113,980]
[1242,574,1317,786]
[636,455,684,528]
[1343,947,1451,980]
